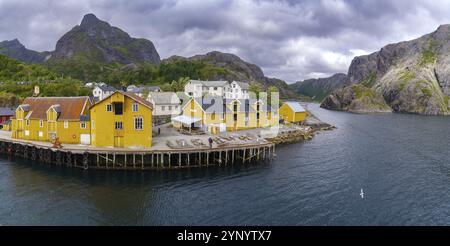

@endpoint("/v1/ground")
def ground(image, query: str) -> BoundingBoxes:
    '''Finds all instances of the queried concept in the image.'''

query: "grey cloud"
[1,0,450,82]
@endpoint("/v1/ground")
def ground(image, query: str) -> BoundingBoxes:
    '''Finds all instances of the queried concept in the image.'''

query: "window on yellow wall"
[106,104,112,112]
[91,120,95,129]
[39,120,43,128]
[132,103,139,112]
[26,120,29,126]
[64,121,68,129]
[115,121,123,130]
[80,122,86,129]
[134,117,143,130]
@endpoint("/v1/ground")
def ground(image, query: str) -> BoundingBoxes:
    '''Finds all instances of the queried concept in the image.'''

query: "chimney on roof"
[33,85,40,97]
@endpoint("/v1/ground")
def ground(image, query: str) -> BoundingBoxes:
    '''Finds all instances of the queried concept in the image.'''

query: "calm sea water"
[2,103,450,225]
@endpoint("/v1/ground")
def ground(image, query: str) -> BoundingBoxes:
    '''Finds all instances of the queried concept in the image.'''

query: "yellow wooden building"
[11,97,93,144]
[90,91,153,148]
[279,101,307,123]
[173,96,278,134]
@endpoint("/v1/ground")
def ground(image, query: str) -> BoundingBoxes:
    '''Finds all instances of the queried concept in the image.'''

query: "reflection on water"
[1,103,450,225]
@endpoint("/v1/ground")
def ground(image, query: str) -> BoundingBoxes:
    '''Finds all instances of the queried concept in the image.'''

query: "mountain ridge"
[0,39,50,64]
[0,13,301,99]
[296,24,450,115]
[290,73,349,101]
[164,51,299,99]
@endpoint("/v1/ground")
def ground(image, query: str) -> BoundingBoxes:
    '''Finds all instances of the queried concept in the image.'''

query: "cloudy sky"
[1,0,450,83]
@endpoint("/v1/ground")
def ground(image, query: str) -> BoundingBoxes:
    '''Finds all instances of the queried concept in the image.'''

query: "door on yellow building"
[114,136,124,148]
[17,119,24,138]
[48,121,56,133]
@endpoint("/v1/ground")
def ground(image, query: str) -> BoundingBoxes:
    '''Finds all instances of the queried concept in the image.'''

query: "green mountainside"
[0,13,303,100]
[290,73,349,101]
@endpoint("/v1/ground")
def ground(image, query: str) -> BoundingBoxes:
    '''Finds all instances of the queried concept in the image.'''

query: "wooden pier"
[0,138,276,170]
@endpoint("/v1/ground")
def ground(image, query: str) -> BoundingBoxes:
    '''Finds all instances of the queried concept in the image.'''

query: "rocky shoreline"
[266,114,335,145]
[320,84,393,114]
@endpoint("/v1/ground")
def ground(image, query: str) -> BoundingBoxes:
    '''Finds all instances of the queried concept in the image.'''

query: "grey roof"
[97,84,116,92]
[0,107,15,116]
[228,99,277,112]
[284,101,306,112]
[225,99,263,112]
[51,104,61,113]
[20,104,30,111]
[190,96,275,113]
[189,80,228,87]
[128,85,162,94]
[79,115,90,121]
[148,92,180,105]
[176,92,190,108]
[194,96,231,113]
[148,86,161,91]
[233,81,250,90]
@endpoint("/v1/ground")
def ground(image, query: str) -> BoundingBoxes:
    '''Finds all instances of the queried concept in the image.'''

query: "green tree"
[249,82,263,99]
[170,77,190,92]
[141,87,150,99]
[267,86,279,105]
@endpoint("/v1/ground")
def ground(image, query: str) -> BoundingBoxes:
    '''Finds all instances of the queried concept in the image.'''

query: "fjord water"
[2,103,450,225]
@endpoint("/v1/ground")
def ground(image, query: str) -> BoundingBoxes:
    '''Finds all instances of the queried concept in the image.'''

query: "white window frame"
[134,117,143,130]
[132,103,139,112]
[80,121,86,129]
[64,120,68,129]
[106,104,112,112]
[115,121,123,130]
[39,120,43,128]
[38,131,43,137]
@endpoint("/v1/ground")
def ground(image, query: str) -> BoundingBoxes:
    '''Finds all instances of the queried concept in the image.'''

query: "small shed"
[0,107,15,124]
[279,101,307,123]
[0,120,11,131]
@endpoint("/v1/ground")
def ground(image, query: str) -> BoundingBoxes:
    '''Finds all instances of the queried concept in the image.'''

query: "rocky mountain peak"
[80,13,101,27]
[321,24,450,115]
[0,39,24,48]
[0,39,47,63]
[49,13,160,64]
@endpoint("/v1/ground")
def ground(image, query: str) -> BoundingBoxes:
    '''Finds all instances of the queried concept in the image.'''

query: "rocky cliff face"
[0,39,49,63]
[320,84,392,113]
[322,24,450,115]
[48,13,160,65]
[164,51,299,99]
[290,73,349,101]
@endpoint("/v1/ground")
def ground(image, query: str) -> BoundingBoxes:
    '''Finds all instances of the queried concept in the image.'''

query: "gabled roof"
[19,97,91,120]
[127,85,162,94]
[123,92,153,109]
[93,91,153,110]
[96,84,116,92]
[225,98,258,112]
[176,92,190,108]
[284,101,306,113]
[18,104,30,112]
[148,92,180,105]
[232,81,250,90]
[148,86,162,91]
[183,96,276,114]
[194,96,231,113]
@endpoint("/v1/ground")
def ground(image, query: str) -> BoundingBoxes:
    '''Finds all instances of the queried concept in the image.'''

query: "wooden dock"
[0,136,276,170]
